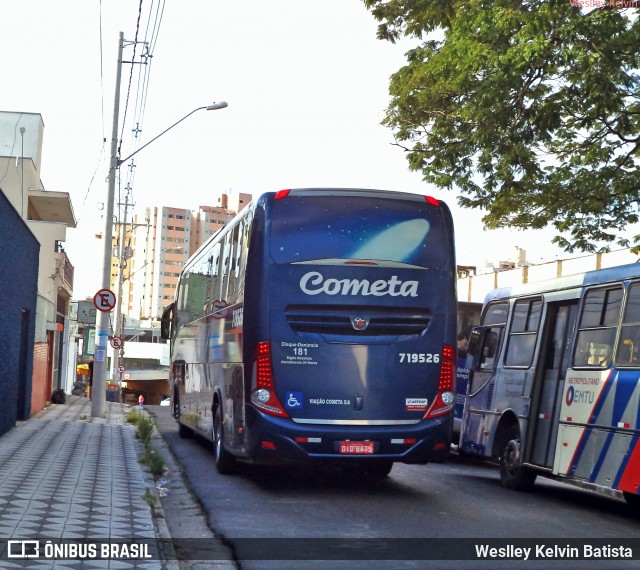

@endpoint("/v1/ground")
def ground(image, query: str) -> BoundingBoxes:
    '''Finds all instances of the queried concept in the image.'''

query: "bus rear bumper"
[243,406,451,465]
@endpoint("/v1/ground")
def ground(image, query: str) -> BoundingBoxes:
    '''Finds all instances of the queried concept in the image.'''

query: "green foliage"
[140,449,166,479]
[142,490,157,508]
[135,415,154,448]
[180,412,203,430]
[364,0,640,252]
[130,409,167,481]
[126,409,142,425]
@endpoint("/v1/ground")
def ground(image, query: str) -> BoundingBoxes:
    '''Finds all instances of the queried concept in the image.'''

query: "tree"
[364,0,640,252]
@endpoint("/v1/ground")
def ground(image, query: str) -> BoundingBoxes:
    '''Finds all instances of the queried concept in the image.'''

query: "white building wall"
[459,248,640,306]
[0,113,45,218]
[27,220,67,299]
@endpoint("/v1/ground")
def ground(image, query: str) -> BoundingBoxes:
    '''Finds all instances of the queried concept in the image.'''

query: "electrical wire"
[76,1,107,226]
[117,0,144,160]
[118,0,167,216]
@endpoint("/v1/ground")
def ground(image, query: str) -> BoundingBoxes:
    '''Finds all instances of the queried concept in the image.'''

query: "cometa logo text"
[299,271,419,297]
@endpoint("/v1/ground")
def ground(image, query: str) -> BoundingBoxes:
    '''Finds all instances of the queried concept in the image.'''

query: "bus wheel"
[499,427,537,491]
[174,395,192,439]
[213,405,237,475]
[178,420,192,439]
[343,461,393,480]
[623,491,640,511]
[366,461,393,479]
[172,393,181,421]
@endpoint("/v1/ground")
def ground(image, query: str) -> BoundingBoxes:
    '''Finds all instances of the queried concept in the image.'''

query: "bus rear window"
[270,194,450,269]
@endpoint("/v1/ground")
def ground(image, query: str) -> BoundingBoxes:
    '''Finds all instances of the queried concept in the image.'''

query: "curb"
[136,406,237,569]
[128,406,181,569]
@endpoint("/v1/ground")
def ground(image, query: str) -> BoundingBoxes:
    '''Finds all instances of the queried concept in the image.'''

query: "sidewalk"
[0,396,235,569]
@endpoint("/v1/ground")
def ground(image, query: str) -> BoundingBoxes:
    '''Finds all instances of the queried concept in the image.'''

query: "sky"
[4,0,570,299]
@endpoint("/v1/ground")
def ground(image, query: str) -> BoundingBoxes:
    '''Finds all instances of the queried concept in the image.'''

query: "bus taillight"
[251,341,289,418]
[424,344,455,419]
[439,344,455,392]
[275,189,291,200]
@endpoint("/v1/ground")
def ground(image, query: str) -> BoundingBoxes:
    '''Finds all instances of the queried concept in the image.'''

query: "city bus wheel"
[499,427,537,491]
[213,405,237,475]
[623,491,640,511]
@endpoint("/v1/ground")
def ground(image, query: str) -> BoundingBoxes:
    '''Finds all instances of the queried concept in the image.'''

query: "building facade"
[122,192,251,321]
[458,247,640,304]
[0,111,77,418]
[0,191,39,435]
[101,192,251,400]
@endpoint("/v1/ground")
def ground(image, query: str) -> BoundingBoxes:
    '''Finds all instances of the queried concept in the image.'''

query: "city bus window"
[482,302,509,326]
[469,326,504,394]
[615,282,640,367]
[505,298,542,367]
[479,328,503,371]
[574,286,623,368]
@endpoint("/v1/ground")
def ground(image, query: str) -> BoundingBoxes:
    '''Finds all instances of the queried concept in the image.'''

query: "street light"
[116,101,228,167]
[91,37,228,418]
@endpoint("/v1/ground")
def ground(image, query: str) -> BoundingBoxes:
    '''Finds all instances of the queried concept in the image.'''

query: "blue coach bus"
[161,188,457,476]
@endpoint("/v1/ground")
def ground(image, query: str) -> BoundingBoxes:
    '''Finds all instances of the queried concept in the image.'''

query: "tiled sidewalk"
[0,396,163,569]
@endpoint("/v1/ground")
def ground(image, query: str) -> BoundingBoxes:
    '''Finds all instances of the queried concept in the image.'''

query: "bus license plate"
[339,441,375,455]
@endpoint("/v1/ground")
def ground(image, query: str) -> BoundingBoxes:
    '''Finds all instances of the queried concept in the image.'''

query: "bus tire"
[172,394,181,421]
[366,460,393,479]
[623,492,640,512]
[343,461,393,480]
[213,405,237,475]
[499,426,537,491]
[178,420,192,439]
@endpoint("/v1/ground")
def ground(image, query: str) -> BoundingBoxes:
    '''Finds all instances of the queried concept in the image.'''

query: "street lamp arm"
[117,101,228,166]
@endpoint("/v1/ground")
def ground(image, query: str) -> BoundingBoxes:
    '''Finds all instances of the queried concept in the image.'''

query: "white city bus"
[460,263,640,508]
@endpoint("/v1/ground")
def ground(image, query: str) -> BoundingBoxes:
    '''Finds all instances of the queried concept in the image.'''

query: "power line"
[119,0,167,213]
[117,0,144,159]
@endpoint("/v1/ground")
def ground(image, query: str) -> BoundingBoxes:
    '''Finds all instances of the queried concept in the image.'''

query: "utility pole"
[92,32,124,418]
[112,193,129,401]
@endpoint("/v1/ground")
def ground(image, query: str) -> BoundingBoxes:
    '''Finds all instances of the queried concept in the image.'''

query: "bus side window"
[467,326,503,394]
[574,286,622,368]
[479,328,502,370]
[615,282,640,366]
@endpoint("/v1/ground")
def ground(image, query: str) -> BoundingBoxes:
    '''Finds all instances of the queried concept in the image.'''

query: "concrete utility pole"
[112,193,129,400]
[90,33,227,417]
[92,32,124,418]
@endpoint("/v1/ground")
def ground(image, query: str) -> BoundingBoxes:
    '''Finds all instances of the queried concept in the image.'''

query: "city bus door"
[529,301,578,468]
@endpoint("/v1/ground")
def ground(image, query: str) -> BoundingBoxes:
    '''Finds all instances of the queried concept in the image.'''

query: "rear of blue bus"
[243,189,457,466]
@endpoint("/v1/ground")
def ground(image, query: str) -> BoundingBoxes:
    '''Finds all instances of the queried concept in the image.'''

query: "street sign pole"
[92,32,123,419]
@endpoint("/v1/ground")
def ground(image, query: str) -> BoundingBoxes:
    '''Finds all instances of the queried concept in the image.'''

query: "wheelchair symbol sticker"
[285,392,304,409]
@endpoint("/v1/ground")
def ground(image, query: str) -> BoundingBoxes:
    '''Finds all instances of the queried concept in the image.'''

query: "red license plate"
[339,441,375,455]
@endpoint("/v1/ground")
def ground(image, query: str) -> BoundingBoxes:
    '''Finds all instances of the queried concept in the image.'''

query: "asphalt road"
[148,405,640,570]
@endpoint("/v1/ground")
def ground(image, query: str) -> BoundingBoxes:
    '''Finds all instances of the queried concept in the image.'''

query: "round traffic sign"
[93,288,116,312]
[118,365,125,373]
[110,336,123,349]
